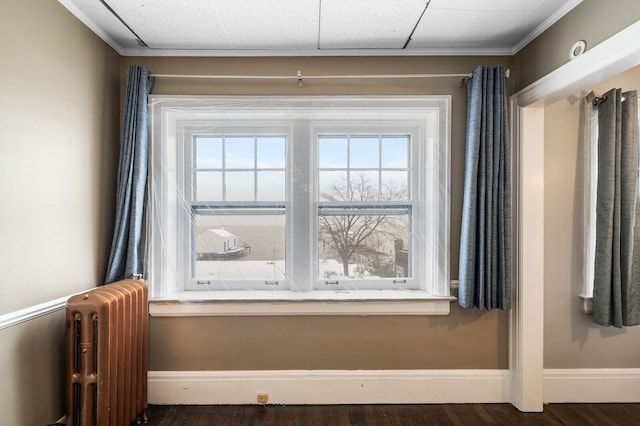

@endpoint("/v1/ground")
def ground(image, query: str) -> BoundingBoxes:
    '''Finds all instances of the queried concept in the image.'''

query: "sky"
[193,133,410,202]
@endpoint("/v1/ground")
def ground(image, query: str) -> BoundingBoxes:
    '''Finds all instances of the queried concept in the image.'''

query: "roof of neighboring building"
[208,228,235,239]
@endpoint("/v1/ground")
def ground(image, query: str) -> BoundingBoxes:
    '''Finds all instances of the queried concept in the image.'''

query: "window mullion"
[253,135,258,202]
[378,135,382,201]
[289,120,313,291]
[221,135,227,201]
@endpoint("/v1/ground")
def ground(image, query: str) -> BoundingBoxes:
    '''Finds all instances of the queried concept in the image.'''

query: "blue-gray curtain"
[458,65,511,310]
[104,66,154,284]
[593,88,640,327]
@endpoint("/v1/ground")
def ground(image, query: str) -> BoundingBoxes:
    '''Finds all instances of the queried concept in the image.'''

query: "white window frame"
[313,123,417,291]
[147,96,453,315]
[182,123,291,291]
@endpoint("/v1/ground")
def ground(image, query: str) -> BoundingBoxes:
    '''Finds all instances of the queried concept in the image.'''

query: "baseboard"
[148,369,510,405]
[544,369,640,403]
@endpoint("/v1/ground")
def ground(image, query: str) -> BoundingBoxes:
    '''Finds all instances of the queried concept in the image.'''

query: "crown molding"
[511,0,583,55]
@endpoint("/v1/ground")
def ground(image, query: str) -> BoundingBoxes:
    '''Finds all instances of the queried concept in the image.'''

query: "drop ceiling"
[59,0,582,56]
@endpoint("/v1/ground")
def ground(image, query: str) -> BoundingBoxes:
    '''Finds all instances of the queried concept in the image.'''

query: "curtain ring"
[592,95,607,106]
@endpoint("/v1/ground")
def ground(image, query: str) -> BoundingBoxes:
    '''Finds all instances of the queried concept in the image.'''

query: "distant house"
[196,229,250,260]
[394,239,408,278]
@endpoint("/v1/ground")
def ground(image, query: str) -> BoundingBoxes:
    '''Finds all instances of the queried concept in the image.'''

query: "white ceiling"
[58,0,582,56]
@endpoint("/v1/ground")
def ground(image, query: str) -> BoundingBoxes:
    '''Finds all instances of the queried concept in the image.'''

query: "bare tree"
[318,173,406,277]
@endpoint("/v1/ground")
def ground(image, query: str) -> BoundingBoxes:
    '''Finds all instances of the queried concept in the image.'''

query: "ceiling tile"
[411,10,526,48]
[106,0,320,50]
[60,0,583,55]
[427,0,548,12]
[418,0,576,47]
[319,0,428,49]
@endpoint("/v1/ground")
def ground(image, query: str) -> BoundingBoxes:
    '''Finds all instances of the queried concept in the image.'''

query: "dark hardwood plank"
[144,403,640,426]
[545,403,640,426]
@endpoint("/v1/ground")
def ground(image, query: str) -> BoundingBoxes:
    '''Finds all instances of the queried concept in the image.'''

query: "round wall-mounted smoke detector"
[569,40,587,60]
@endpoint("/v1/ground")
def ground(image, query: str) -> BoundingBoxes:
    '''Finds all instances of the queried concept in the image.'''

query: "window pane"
[381,171,409,200]
[319,171,347,201]
[257,136,285,168]
[195,137,223,169]
[318,136,347,168]
[350,171,379,201]
[350,136,379,168]
[225,171,254,201]
[194,214,285,281]
[225,136,254,169]
[195,171,222,201]
[381,136,408,168]
[257,171,285,201]
[317,212,409,280]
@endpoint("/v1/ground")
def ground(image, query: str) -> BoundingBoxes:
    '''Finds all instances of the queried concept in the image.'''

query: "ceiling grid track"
[99,0,148,48]
[403,0,431,49]
[317,0,323,50]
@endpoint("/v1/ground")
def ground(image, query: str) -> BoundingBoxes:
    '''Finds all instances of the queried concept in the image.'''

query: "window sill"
[580,294,593,314]
[149,290,456,317]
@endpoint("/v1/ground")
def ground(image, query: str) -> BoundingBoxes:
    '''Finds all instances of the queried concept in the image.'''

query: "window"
[148,97,450,301]
[583,95,640,312]
[187,129,288,290]
[317,132,411,287]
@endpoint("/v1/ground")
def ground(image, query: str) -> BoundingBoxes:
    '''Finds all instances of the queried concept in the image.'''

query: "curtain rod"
[150,69,509,88]
[150,71,475,80]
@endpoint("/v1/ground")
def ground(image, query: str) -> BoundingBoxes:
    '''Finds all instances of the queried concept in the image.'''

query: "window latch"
[324,280,339,285]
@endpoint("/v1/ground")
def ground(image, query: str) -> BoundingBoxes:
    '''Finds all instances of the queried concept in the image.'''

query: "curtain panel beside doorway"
[458,65,512,310]
[593,88,640,327]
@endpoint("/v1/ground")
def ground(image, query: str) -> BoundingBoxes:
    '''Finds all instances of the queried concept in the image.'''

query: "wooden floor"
[145,403,640,425]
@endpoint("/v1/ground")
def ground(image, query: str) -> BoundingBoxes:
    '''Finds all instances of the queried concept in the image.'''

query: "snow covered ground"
[195,258,376,281]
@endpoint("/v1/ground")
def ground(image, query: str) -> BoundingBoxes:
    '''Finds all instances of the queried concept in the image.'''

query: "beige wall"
[513,0,640,92]
[0,311,67,425]
[1,1,636,422]
[150,306,509,371]
[0,0,121,313]
[121,55,513,370]
[0,0,120,423]
[544,65,640,369]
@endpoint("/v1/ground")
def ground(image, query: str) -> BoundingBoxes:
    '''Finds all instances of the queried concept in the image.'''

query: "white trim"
[0,295,69,330]
[150,281,460,317]
[544,369,640,403]
[148,368,640,405]
[514,20,640,107]
[510,19,640,413]
[511,0,584,55]
[509,105,545,413]
[149,294,455,317]
[147,369,510,405]
[56,0,125,56]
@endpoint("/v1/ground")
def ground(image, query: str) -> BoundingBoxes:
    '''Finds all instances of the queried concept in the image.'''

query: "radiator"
[66,279,149,426]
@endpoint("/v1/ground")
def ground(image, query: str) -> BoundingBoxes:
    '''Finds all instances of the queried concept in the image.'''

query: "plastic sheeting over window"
[147,96,451,300]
